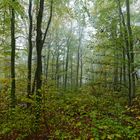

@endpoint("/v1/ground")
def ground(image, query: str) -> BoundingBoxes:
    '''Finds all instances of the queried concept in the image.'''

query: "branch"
[42,0,53,46]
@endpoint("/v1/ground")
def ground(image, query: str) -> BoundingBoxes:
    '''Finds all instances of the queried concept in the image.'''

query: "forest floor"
[0,86,140,140]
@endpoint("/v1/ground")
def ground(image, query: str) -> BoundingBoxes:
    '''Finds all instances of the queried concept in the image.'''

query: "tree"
[27,0,33,103]
[35,0,53,125]
[76,26,83,88]
[126,0,135,101]
[10,0,16,108]
[64,31,71,89]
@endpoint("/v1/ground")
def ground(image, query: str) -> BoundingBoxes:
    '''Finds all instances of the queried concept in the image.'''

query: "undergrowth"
[0,86,140,139]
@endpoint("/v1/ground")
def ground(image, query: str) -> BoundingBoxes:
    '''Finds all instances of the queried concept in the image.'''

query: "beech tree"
[10,0,16,108]
[27,0,33,103]
[126,0,135,104]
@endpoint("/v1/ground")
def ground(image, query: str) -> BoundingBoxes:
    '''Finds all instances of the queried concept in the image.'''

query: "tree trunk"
[51,53,55,80]
[65,38,70,89]
[46,44,51,80]
[70,54,73,89]
[122,48,126,83]
[117,0,126,84]
[27,0,33,102]
[10,0,16,108]
[80,49,83,87]
[126,0,135,98]
[63,54,65,87]
[55,46,60,88]
[35,0,53,97]
[36,0,44,93]
[76,42,80,88]
[76,26,83,88]
[117,0,133,105]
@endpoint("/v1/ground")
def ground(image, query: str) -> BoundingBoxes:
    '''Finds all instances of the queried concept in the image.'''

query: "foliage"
[0,83,140,139]
[0,106,34,140]
[0,0,140,139]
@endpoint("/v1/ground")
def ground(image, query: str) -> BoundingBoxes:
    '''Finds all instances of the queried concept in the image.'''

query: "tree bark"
[10,0,16,108]
[35,0,53,95]
[35,0,44,95]
[80,49,83,87]
[51,53,55,80]
[46,44,51,80]
[76,26,83,88]
[27,0,33,102]
[118,0,134,106]
[55,45,60,88]
[35,0,53,127]
[126,0,135,98]
[70,54,73,89]
[64,37,71,89]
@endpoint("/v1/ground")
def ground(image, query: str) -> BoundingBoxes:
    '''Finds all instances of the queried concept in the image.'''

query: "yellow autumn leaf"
[115,134,122,138]
[136,116,140,120]
[99,125,108,129]
[107,134,114,139]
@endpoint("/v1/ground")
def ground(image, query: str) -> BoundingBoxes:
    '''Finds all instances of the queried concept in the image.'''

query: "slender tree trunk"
[76,26,83,88]
[35,0,45,126]
[63,54,65,87]
[123,48,126,83]
[27,0,33,101]
[35,0,53,93]
[114,50,119,91]
[126,0,135,98]
[119,65,122,90]
[80,49,83,87]
[70,54,73,89]
[55,47,60,88]
[76,42,80,88]
[10,0,16,108]
[32,70,37,94]
[51,53,55,80]
[36,0,44,92]
[35,0,53,97]
[117,0,132,105]
[117,0,126,84]
[46,44,51,80]
[111,27,119,91]
[65,38,70,89]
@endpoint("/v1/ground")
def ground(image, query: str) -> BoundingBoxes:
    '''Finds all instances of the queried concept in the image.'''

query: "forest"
[0,0,140,139]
